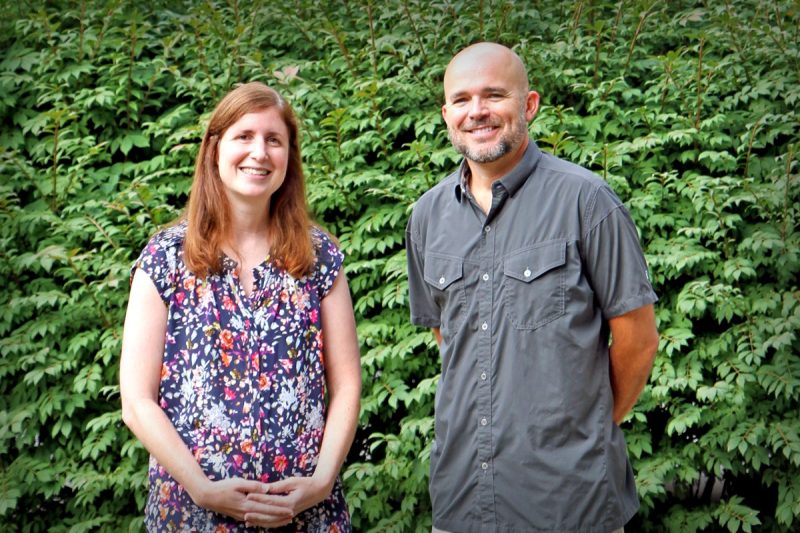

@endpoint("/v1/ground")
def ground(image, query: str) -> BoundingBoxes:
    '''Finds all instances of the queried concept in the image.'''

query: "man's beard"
[448,109,528,164]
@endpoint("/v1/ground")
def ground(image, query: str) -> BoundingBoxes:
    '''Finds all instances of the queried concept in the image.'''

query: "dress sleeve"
[312,228,344,300]
[130,228,182,305]
[582,186,658,318]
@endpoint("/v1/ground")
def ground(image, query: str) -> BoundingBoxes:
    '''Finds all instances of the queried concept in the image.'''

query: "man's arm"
[406,212,442,339]
[608,304,659,424]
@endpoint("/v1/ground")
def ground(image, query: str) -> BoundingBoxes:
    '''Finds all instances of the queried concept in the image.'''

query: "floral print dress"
[133,222,350,532]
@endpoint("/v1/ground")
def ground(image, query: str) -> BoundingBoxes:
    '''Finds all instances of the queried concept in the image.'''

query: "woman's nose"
[250,138,269,160]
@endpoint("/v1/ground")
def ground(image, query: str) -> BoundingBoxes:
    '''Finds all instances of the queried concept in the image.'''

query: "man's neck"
[466,138,528,207]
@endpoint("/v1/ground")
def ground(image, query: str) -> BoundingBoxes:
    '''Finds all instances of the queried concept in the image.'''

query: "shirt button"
[480,417,488,426]
[481,322,488,331]
[482,273,489,281]
[524,268,532,278]
[439,276,446,285]
[480,372,487,380]
[484,225,491,233]
[481,462,489,470]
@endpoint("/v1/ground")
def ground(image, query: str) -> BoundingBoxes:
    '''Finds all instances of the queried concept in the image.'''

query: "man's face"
[442,61,534,164]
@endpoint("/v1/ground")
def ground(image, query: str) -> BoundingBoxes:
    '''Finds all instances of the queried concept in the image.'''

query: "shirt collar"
[454,160,470,202]
[453,140,543,202]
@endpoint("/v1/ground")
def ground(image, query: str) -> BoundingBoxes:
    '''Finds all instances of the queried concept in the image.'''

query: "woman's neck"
[227,195,271,237]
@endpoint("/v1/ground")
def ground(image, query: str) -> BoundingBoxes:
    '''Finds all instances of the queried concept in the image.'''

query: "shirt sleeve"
[582,186,658,318]
[405,210,441,328]
[312,228,344,300]
[130,228,182,305]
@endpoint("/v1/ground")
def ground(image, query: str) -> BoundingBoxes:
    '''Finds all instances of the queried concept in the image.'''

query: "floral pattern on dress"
[133,222,350,532]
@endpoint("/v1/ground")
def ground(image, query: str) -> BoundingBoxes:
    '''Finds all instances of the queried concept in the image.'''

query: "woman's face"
[216,107,290,205]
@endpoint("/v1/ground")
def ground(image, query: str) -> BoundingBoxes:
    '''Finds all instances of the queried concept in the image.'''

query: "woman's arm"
[245,271,362,524]
[309,270,362,488]
[120,268,291,525]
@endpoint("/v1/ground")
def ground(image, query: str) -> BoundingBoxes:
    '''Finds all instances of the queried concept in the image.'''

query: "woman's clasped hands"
[245,475,333,528]
[189,475,332,529]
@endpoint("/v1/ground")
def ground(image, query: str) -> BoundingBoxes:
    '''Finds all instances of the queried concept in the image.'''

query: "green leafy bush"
[0,1,797,531]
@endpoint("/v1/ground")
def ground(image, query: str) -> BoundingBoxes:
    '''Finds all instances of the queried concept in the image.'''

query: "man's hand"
[244,476,331,527]
[432,327,442,347]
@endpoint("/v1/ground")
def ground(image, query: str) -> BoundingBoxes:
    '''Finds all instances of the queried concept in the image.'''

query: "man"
[405,42,659,532]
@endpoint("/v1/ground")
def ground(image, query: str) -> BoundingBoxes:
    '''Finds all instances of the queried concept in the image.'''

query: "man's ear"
[525,91,540,121]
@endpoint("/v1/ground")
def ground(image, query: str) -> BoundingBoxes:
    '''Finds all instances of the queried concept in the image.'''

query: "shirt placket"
[228,266,264,480]
[248,268,264,480]
[477,212,498,528]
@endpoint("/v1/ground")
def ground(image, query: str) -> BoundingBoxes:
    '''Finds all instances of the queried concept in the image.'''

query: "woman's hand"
[243,476,332,527]
[191,477,293,524]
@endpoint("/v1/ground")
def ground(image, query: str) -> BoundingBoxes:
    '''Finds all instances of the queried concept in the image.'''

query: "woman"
[120,82,361,531]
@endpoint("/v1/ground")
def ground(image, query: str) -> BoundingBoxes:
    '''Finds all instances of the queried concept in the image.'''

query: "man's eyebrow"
[447,87,512,101]
[482,86,512,94]
[446,90,468,101]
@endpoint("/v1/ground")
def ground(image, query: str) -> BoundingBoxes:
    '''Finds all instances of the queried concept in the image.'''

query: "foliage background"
[1,0,798,531]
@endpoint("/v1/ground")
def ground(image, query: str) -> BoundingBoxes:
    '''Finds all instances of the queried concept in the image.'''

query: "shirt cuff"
[605,290,658,319]
[410,315,441,328]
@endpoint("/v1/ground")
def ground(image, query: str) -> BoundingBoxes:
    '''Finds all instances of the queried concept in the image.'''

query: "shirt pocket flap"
[424,254,464,290]
[504,241,566,283]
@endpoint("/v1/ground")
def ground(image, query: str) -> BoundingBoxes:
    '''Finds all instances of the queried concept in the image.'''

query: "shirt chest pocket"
[423,254,467,336]
[502,241,567,330]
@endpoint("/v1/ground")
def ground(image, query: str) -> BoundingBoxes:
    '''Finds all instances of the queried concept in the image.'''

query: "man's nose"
[467,96,489,118]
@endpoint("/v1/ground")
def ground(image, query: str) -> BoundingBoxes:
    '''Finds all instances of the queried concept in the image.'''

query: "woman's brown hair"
[183,82,315,279]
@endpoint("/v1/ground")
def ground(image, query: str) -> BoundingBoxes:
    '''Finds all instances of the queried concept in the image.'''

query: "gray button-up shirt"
[406,141,657,532]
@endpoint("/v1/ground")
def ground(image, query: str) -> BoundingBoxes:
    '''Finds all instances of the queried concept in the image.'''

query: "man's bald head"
[444,42,530,98]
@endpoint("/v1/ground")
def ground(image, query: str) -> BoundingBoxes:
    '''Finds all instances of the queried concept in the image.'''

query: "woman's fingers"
[243,497,294,528]
[244,513,294,528]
